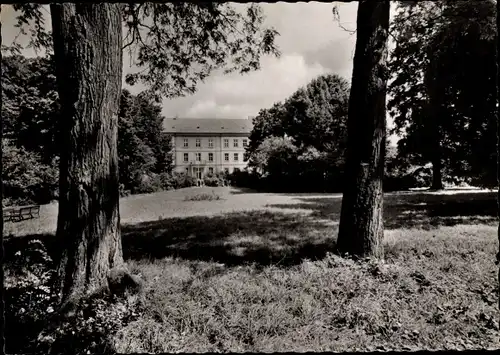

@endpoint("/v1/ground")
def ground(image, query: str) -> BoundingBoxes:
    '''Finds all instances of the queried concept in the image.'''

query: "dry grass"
[4,187,500,352]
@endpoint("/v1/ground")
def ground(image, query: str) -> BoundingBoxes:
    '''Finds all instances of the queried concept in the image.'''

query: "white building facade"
[163,118,253,179]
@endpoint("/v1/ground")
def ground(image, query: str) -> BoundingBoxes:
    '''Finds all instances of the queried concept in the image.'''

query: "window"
[208,139,213,148]
[234,153,239,161]
[196,153,201,161]
[224,153,229,161]
[234,168,240,173]
[243,139,248,147]
[224,139,229,148]
[233,139,239,148]
[208,167,214,174]
[183,138,189,147]
[196,138,201,147]
[208,153,214,162]
[183,153,189,162]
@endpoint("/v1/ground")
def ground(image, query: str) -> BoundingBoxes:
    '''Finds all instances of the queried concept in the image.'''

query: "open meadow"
[4,187,500,352]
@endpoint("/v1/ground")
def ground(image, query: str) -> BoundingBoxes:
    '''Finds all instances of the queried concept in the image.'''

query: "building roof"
[163,118,253,134]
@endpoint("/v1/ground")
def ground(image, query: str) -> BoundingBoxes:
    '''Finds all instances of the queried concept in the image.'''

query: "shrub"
[203,172,225,187]
[170,171,197,189]
[2,139,59,206]
[132,173,164,194]
[184,190,221,201]
[4,239,58,353]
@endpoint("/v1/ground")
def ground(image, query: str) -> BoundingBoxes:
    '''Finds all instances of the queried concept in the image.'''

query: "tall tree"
[246,73,350,175]
[389,0,497,189]
[336,0,390,258]
[9,3,279,307]
[50,3,125,306]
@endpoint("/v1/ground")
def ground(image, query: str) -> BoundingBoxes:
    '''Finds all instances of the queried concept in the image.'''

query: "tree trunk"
[429,107,444,190]
[431,147,444,190]
[50,4,124,306]
[336,0,390,259]
[496,0,500,311]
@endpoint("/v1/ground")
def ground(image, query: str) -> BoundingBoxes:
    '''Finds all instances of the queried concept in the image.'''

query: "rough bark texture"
[496,0,500,311]
[50,4,124,306]
[336,0,390,259]
[0,6,5,350]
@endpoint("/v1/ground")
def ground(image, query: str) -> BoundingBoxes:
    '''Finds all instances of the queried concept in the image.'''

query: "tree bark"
[50,4,124,306]
[336,0,390,259]
[496,0,500,311]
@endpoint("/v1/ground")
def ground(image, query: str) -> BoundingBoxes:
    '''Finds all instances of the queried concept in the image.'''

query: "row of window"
[183,138,248,148]
[183,152,244,162]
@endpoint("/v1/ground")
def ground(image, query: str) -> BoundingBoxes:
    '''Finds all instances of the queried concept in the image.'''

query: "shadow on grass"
[121,210,336,266]
[267,191,498,230]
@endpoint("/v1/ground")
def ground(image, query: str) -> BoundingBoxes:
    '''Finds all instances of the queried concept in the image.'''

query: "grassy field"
[4,187,500,352]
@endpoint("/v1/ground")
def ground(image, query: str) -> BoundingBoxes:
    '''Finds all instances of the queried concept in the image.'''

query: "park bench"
[3,205,40,223]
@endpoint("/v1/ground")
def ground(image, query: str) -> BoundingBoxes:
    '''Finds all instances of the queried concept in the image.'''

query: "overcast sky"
[1,2,398,142]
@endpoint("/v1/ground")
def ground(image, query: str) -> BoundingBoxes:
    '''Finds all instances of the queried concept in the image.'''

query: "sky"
[1,2,398,143]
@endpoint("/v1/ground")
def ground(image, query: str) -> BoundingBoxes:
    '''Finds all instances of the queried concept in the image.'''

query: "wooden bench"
[3,205,40,222]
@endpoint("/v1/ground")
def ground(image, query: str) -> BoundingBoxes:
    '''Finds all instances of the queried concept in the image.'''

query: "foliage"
[4,239,59,353]
[246,73,349,192]
[247,73,349,165]
[203,172,227,187]
[1,54,59,163]
[283,74,349,153]
[388,0,497,187]
[118,89,174,194]
[2,138,59,206]
[3,4,280,101]
[246,102,288,161]
[167,171,197,190]
[4,237,143,354]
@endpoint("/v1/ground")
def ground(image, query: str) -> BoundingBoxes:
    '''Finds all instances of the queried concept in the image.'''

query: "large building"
[163,118,253,179]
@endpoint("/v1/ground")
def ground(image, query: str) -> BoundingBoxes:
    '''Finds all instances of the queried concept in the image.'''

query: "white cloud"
[159,52,331,119]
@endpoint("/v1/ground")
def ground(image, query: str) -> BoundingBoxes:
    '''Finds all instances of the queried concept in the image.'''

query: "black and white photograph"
[2,1,500,353]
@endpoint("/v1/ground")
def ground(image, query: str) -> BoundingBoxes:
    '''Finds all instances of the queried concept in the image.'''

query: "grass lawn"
[4,187,500,352]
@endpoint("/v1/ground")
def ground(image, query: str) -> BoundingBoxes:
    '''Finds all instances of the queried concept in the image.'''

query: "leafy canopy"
[4,3,280,101]
[388,0,497,185]
[246,73,350,168]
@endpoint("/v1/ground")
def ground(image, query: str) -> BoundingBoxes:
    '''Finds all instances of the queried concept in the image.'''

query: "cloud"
[160,53,328,119]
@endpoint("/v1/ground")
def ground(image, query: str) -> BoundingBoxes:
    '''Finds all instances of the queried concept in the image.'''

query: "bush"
[2,139,59,206]
[171,171,197,189]
[203,172,226,187]
[132,173,164,194]
[4,238,143,354]
[228,169,260,189]
[184,190,221,201]
[384,164,433,192]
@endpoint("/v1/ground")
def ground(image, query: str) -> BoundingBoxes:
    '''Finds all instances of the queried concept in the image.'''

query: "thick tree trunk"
[496,0,500,311]
[336,0,390,259]
[50,4,124,306]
